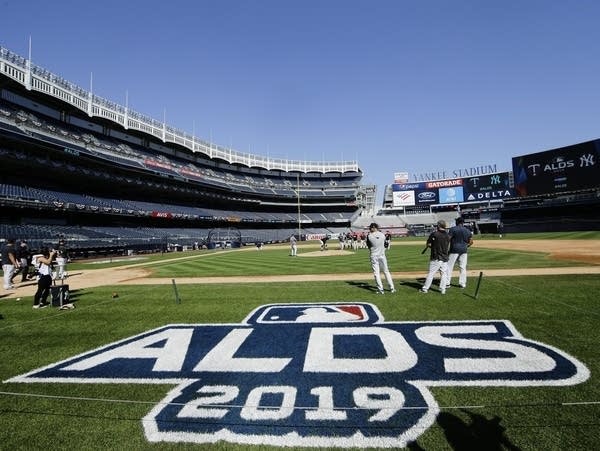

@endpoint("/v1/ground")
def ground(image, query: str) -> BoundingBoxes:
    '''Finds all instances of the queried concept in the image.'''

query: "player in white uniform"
[289,235,298,256]
[366,223,396,294]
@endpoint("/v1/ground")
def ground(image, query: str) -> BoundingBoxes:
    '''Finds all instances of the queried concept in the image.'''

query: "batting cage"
[206,227,242,249]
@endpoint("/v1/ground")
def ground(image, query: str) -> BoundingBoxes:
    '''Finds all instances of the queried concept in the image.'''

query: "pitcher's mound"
[298,249,354,257]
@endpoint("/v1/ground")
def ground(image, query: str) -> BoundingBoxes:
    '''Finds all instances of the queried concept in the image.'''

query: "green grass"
[144,243,591,278]
[63,230,600,272]
[1,235,599,450]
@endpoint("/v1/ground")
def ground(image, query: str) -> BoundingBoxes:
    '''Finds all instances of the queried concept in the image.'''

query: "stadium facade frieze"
[409,164,499,183]
[0,45,358,175]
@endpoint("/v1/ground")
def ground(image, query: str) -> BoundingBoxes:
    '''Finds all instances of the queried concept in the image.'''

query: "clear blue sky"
[2,0,600,204]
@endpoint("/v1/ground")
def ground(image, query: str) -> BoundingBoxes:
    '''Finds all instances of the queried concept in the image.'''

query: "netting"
[206,227,242,249]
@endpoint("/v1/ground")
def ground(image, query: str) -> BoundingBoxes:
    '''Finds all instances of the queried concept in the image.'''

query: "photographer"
[33,247,56,309]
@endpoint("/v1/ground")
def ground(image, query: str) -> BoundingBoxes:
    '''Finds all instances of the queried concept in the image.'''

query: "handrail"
[0,46,360,174]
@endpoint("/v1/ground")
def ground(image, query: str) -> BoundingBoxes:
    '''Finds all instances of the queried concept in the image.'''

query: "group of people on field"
[367,218,473,295]
[2,237,69,309]
[287,218,472,295]
[420,217,473,294]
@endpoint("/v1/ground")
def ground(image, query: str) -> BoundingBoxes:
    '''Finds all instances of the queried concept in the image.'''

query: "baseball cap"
[369,222,379,229]
[437,220,447,229]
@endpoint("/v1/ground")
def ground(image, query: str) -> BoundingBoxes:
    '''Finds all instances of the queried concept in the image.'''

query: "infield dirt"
[3,239,600,299]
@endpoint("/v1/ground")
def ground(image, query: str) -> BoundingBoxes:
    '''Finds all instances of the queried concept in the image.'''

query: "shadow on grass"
[346,281,380,293]
[435,410,522,450]
[399,279,423,291]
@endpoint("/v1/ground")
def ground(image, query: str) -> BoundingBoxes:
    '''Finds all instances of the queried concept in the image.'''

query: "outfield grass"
[1,235,599,450]
[143,244,590,278]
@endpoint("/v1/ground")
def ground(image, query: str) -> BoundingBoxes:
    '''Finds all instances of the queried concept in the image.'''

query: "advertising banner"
[415,189,438,204]
[394,172,409,183]
[463,172,515,201]
[392,190,415,207]
[393,183,424,191]
[512,139,599,196]
[438,186,464,203]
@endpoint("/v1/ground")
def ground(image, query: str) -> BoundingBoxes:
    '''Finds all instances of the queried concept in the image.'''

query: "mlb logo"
[255,304,369,323]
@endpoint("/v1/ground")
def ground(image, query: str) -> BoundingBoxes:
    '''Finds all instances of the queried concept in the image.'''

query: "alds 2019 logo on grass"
[7,303,589,448]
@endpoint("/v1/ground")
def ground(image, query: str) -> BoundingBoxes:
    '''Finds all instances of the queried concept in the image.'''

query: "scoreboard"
[512,139,600,196]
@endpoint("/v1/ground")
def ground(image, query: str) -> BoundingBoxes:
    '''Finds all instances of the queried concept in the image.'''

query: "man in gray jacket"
[446,217,473,289]
[366,223,396,295]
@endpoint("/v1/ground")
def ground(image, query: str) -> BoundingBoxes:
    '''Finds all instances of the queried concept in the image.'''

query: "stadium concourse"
[3,239,600,301]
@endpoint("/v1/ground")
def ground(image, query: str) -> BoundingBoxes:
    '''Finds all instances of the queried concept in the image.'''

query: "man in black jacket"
[12,241,31,283]
[420,220,450,295]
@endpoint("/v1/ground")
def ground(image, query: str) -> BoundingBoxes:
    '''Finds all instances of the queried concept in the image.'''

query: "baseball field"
[1,231,599,450]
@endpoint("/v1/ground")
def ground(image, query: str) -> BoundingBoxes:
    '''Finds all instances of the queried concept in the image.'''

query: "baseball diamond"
[1,34,600,450]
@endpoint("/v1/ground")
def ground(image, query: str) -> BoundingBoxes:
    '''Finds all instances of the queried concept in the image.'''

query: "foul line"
[1,390,599,412]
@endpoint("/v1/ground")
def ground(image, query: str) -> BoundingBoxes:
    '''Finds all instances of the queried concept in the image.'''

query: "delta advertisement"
[512,139,599,196]
[392,172,514,207]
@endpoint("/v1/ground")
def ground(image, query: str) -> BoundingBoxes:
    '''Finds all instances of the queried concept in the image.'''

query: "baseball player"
[2,239,20,290]
[420,220,450,294]
[366,222,395,294]
[290,234,298,256]
[446,217,473,289]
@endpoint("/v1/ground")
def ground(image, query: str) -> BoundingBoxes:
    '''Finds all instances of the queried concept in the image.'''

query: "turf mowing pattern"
[1,234,599,450]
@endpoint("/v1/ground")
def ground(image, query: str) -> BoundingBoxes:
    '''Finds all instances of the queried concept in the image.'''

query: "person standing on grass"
[366,222,396,295]
[384,231,392,249]
[2,238,19,290]
[55,238,68,279]
[420,220,450,295]
[446,217,473,289]
[15,240,31,283]
[320,234,329,251]
[32,247,56,309]
[290,234,298,256]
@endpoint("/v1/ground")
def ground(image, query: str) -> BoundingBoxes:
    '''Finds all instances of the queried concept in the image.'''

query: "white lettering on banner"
[426,179,462,188]
[176,384,406,423]
[177,385,239,419]
[467,190,512,201]
[194,328,291,372]
[528,163,541,176]
[63,328,194,372]
[490,175,501,184]
[544,161,574,171]
[306,386,348,420]
[415,325,556,373]
[303,327,418,373]
[579,153,595,167]
[353,387,405,421]
[240,386,297,420]
[528,158,586,176]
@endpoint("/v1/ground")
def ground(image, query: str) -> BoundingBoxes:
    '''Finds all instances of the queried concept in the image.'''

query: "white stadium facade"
[1,45,599,256]
[0,46,375,254]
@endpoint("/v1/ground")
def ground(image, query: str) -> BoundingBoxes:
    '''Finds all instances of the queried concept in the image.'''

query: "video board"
[392,172,513,207]
[512,139,600,196]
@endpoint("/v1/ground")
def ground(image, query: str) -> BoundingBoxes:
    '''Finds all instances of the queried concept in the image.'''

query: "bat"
[421,246,428,254]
